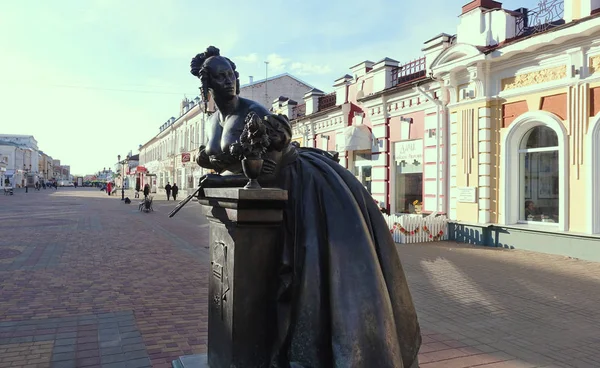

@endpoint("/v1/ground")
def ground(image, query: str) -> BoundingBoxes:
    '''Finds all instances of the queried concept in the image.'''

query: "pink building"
[288,52,446,216]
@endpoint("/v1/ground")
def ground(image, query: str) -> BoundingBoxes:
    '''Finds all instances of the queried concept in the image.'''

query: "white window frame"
[589,113,600,234]
[517,135,558,225]
[500,111,569,231]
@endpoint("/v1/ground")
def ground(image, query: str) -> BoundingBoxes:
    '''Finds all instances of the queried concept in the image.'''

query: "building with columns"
[427,0,600,260]
[287,0,600,260]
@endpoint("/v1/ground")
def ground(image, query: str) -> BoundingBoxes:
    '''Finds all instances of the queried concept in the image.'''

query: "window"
[394,140,423,214]
[353,151,372,194]
[519,126,559,223]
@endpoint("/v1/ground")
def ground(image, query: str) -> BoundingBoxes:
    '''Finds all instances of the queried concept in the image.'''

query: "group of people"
[132,182,178,201]
[164,182,178,201]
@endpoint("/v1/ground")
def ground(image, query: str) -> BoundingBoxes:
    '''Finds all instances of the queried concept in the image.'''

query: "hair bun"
[205,46,220,57]
[190,46,221,77]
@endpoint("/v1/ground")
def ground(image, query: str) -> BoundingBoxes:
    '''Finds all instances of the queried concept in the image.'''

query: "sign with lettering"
[457,187,477,203]
[394,139,423,163]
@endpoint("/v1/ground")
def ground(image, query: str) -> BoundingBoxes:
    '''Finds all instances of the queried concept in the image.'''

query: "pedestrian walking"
[172,183,179,201]
[107,182,112,196]
[143,184,150,198]
[165,182,172,201]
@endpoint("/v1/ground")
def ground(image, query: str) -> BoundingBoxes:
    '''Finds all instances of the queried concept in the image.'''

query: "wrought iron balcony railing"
[318,92,336,111]
[515,0,565,38]
[391,57,427,87]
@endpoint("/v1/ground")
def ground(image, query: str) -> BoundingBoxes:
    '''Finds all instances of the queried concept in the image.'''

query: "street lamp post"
[118,154,125,200]
[23,164,28,193]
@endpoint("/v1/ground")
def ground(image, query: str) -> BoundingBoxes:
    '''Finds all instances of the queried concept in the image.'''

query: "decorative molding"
[458,108,475,186]
[590,55,600,75]
[501,66,567,91]
[588,113,600,234]
[567,83,589,179]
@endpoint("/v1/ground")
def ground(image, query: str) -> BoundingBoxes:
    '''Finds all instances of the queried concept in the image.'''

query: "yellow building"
[430,0,600,260]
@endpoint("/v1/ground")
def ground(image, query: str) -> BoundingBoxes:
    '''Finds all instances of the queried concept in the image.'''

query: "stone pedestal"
[173,187,287,368]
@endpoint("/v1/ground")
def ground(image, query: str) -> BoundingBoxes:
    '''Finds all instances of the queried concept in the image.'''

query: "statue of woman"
[190,46,421,368]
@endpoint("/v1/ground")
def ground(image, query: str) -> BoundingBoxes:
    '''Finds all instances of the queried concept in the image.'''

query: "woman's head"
[191,46,240,106]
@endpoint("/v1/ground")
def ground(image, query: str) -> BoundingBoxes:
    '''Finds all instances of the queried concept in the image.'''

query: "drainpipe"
[381,94,390,212]
[415,82,446,214]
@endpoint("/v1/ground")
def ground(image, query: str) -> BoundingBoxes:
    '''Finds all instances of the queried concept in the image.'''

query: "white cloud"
[266,54,291,73]
[236,53,259,63]
[290,62,332,76]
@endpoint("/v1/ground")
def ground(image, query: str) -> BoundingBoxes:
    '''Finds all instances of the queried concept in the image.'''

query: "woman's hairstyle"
[190,46,240,112]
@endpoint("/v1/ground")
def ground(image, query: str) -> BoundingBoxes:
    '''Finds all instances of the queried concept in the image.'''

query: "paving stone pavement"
[1,188,599,368]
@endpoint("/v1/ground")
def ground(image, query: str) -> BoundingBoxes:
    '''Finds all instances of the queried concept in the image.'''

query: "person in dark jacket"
[165,182,172,200]
[171,183,179,201]
[143,184,150,198]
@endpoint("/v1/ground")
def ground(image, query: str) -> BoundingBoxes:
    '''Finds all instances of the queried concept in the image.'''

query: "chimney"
[461,0,502,15]
[303,88,325,115]
[350,60,375,80]
[457,0,516,47]
[281,98,298,119]
[333,74,353,105]
[249,76,254,84]
[272,96,287,112]
[371,57,399,93]
[180,98,189,116]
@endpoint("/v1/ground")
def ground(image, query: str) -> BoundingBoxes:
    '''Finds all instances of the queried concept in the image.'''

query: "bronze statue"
[188,46,421,368]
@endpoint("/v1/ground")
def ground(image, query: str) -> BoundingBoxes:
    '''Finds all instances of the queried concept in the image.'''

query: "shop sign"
[457,187,477,203]
[394,139,423,163]
[181,153,191,163]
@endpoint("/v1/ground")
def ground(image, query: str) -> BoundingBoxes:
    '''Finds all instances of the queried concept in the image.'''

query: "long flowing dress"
[269,146,421,367]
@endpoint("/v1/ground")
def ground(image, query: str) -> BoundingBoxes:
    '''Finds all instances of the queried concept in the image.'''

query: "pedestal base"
[172,354,208,368]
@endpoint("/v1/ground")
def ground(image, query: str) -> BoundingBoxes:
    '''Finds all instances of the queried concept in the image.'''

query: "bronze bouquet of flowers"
[230,112,271,189]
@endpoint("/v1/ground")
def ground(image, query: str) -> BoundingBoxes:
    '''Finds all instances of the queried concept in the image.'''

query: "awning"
[343,125,372,151]
[136,166,148,173]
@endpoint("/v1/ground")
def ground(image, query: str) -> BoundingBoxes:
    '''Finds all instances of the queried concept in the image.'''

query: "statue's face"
[206,56,236,99]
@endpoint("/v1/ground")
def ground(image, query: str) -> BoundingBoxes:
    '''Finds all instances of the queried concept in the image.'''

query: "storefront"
[393,139,423,214]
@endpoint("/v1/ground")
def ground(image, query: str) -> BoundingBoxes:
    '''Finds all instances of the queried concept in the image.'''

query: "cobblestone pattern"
[0,312,150,368]
[399,243,600,368]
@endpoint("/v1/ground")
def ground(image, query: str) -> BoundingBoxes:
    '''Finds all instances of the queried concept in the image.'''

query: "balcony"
[515,0,565,38]
[391,57,427,88]
[318,92,336,111]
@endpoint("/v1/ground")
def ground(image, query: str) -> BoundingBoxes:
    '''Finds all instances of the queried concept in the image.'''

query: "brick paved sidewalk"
[1,188,599,367]
[401,243,600,368]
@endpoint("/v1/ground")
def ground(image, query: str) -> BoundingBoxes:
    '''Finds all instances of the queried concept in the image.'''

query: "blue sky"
[0,0,543,175]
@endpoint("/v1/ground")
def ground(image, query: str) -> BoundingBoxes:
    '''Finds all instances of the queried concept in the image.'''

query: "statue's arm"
[196,145,215,169]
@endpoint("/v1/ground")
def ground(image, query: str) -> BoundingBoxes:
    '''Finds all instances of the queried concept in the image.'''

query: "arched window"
[519,126,559,223]
[501,111,568,231]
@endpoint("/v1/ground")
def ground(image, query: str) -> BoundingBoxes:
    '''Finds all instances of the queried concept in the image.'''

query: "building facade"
[286,0,600,260]
[0,141,34,188]
[288,56,443,216]
[427,0,600,260]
